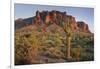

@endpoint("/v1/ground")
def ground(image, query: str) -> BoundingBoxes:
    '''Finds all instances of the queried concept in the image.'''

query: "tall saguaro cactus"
[62,17,72,60]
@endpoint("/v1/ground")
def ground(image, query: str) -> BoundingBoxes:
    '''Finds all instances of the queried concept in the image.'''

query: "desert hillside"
[15,10,94,65]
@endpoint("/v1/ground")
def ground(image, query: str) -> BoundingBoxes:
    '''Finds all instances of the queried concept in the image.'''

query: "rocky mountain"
[15,10,91,33]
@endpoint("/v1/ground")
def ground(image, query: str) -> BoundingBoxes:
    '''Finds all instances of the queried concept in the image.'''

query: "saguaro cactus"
[62,17,72,60]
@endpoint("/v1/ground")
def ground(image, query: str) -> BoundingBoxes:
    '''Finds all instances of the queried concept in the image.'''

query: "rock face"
[77,21,91,33]
[67,15,78,32]
[15,19,29,29]
[15,10,91,33]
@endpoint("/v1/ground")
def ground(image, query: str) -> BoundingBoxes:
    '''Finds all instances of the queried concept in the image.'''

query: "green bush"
[15,31,41,65]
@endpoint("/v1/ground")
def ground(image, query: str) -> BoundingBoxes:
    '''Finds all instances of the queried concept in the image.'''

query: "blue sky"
[15,4,94,33]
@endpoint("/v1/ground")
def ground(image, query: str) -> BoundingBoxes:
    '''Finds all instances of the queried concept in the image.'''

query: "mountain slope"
[15,10,91,33]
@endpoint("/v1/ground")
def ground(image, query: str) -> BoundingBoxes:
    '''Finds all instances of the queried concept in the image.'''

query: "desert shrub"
[71,45,82,61]
[37,26,42,32]
[15,31,41,65]
[80,52,94,61]
[42,47,65,59]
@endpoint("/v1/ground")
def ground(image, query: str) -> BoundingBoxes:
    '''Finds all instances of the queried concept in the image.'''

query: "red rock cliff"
[15,10,91,33]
